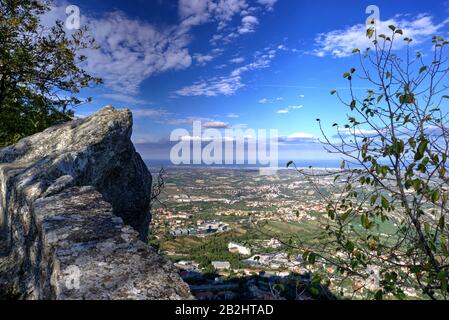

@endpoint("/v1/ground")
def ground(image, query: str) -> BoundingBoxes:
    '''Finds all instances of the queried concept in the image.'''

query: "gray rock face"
[0,106,192,300]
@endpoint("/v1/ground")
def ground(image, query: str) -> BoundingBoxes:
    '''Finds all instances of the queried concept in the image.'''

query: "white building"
[267,238,281,248]
[243,253,303,270]
[174,260,199,271]
[228,242,251,255]
[212,261,231,270]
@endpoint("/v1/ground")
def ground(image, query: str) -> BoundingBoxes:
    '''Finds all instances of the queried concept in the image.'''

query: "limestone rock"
[0,106,192,300]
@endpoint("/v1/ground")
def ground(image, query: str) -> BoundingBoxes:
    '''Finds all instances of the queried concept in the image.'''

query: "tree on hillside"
[0,0,101,147]
[286,24,449,299]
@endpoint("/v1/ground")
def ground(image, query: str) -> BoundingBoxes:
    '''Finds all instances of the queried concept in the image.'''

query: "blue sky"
[45,0,449,161]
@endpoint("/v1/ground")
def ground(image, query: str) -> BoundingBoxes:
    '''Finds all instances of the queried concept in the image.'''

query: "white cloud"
[178,0,249,30]
[275,132,318,145]
[259,96,283,103]
[193,53,215,65]
[166,116,214,126]
[299,94,305,98]
[132,108,169,118]
[175,75,244,96]
[82,12,192,94]
[201,0,278,45]
[178,135,249,142]
[203,121,229,128]
[277,132,319,146]
[287,132,315,140]
[277,44,288,50]
[165,116,233,129]
[178,0,211,28]
[230,57,245,64]
[101,93,146,105]
[175,45,283,96]
[193,48,224,66]
[257,0,278,11]
[231,123,248,129]
[238,15,259,34]
[132,134,166,144]
[227,113,239,118]
[313,14,449,58]
[180,135,204,142]
[276,105,303,114]
[336,127,379,137]
[43,4,193,95]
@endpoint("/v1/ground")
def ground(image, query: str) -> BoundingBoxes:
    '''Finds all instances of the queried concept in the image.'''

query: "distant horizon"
[144,158,349,169]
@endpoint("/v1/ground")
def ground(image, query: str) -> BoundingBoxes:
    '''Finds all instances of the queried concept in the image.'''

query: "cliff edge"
[0,106,192,299]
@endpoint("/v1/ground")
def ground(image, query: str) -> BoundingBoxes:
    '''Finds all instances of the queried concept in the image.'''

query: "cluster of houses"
[174,250,314,300]
[171,220,230,237]
[243,253,308,273]
[254,238,282,249]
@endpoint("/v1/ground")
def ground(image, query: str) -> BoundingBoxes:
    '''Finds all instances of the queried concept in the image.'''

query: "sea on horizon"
[144,159,354,171]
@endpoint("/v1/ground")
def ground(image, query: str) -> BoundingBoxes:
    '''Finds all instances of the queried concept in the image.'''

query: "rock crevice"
[0,106,192,300]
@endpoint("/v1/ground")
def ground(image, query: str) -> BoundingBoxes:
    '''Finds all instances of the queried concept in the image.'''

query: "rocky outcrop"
[0,106,192,300]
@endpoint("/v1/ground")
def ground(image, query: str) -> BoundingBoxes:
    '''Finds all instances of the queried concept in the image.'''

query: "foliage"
[0,0,101,147]
[183,234,248,270]
[290,25,449,299]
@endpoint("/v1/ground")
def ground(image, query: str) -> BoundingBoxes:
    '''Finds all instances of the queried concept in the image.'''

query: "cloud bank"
[313,14,449,58]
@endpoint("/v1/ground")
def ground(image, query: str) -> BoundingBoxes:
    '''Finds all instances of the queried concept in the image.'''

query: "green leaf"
[381,196,389,209]
[350,100,356,110]
[419,66,427,74]
[286,161,294,168]
[374,290,383,300]
[418,141,428,157]
[341,210,351,221]
[388,25,396,31]
[308,252,316,264]
[346,241,355,252]
[439,216,446,230]
[442,243,449,257]
[432,190,441,203]
[413,179,421,191]
[414,151,424,162]
[309,287,319,296]
[361,214,370,229]
[311,274,322,285]
[366,28,375,39]
[330,90,337,95]
[340,160,346,169]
